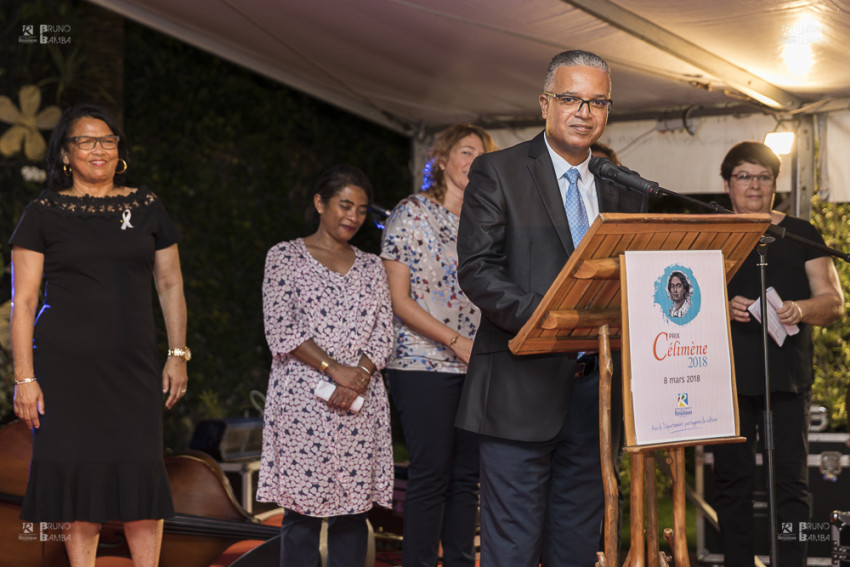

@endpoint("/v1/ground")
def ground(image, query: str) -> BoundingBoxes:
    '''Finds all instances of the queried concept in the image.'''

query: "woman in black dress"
[715,141,844,566]
[10,104,189,567]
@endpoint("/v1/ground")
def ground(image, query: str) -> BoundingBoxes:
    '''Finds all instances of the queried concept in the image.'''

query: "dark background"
[0,0,412,447]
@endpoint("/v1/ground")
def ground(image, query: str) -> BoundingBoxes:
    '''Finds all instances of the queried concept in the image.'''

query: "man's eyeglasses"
[731,173,774,185]
[66,135,120,150]
[543,92,613,114]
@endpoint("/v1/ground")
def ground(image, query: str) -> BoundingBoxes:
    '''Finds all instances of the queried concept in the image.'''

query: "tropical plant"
[0,84,61,160]
[810,196,850,430]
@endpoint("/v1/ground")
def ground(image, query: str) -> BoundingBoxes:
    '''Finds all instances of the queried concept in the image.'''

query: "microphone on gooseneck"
[369,203,390,218]
[589,157,663,197]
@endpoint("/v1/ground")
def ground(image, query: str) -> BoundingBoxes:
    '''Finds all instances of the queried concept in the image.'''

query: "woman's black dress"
[10,187,179,522]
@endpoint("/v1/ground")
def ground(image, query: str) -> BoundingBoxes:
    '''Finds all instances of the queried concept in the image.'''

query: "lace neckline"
[33,186,158,218]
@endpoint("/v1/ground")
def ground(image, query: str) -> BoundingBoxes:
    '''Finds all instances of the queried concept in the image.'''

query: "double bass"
[0,420,279,567]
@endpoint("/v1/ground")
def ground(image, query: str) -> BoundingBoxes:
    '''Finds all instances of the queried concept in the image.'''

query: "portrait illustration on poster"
[654,265,701,325]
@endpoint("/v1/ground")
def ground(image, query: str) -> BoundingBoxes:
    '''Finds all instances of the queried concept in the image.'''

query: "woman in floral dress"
[258,164,394,566]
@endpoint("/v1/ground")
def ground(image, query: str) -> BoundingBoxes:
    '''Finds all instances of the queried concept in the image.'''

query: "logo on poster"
[674,393,692,416]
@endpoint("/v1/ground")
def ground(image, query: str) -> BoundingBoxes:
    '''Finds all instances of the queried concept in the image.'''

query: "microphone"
[589,157,662,197]
[369,203,390,218]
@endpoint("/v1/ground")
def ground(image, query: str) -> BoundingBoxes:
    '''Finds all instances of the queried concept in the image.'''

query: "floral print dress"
[257,238,394,517]
[381,193,480,373]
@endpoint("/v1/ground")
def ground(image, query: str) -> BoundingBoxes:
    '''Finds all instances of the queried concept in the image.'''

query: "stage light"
[764,131,795,155]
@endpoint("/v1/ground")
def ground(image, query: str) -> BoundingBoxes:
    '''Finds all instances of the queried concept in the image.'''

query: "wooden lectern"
[509,213,772,567]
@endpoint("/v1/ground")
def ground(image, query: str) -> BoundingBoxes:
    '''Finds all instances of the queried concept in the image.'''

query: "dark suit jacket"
[456,132,647,442]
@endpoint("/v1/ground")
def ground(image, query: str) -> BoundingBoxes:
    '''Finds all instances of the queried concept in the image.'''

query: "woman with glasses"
[713,141,844,566]
[381,124,496,566]
[10,104,188,566]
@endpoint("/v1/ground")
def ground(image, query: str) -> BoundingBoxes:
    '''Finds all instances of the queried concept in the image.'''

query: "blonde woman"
[381,124,496,566]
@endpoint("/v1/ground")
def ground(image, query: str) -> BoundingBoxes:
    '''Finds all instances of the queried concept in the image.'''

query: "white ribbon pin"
[121,209,134,230]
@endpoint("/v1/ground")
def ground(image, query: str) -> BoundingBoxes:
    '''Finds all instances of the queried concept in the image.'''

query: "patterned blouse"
[257,238,394,517]
[380,193,480,373]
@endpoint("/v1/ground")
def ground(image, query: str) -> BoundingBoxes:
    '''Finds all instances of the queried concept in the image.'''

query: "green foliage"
[810,196,850,430]
[619,449,697,551]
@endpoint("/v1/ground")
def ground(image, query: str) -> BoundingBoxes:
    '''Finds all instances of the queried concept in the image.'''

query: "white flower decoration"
[21,165,47,183]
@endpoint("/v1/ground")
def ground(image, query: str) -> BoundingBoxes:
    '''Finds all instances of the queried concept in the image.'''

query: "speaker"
[189,417,264,461]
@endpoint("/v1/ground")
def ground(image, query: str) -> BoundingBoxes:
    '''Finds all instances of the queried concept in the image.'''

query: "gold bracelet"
[15,377,37,385]
[358,365,372,377]
[319,360,330,374]
[449,334,460,346]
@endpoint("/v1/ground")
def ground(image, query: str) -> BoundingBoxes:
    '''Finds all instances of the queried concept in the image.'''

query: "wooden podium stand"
[508,213,772,566]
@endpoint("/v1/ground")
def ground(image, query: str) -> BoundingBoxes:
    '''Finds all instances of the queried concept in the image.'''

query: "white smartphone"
[314,381,364,412]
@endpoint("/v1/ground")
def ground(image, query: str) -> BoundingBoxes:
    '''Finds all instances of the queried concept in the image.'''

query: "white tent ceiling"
[88,0,850,134]
[86,0,850,203]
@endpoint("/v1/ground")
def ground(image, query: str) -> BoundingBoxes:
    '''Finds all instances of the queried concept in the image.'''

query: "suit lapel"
[596,178,621,213]
[527,134,575,253]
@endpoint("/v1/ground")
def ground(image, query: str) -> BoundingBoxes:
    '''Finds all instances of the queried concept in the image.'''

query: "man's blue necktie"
[564,168,589,246]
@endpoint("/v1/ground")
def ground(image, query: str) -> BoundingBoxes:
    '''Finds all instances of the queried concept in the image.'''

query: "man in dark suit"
[457,50,647,566]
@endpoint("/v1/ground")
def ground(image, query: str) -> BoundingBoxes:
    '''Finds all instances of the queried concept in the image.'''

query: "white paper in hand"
[747,287,800,347]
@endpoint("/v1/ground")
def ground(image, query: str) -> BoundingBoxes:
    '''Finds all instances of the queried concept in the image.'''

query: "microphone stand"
[592,158,850,566]
[756,236,779,567]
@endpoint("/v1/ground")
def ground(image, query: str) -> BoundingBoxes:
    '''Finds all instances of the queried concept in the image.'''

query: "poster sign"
[624,250,737,446]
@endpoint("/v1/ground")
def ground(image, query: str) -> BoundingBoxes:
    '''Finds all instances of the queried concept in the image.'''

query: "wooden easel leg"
[624,451,645,567]
[645,451,659,567]
[597,324,619,566]
[668,447,690,567]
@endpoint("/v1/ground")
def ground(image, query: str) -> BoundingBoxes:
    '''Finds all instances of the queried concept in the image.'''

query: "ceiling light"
[764,131,795,155]
[781,15,822,75]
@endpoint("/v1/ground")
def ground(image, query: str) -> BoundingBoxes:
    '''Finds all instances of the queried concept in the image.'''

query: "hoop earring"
[115,159,128,175]
[63,164,72,177]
